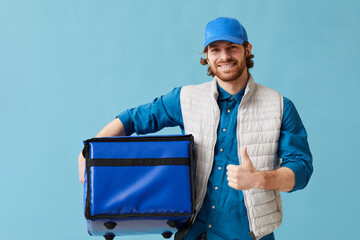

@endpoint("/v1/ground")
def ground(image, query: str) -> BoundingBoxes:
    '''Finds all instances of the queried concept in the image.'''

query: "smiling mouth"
[218,63,236,68]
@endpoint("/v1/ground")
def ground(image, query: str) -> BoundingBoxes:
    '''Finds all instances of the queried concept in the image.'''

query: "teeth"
[219,63,234,68]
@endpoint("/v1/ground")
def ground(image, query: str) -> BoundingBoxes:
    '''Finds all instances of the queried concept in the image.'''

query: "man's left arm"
[227,97,313,192]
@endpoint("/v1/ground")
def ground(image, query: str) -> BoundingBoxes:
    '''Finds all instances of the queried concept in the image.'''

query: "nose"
[219,49,231,62]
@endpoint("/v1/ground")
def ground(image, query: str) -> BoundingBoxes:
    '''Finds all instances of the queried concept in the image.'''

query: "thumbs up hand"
[226,146,260,190]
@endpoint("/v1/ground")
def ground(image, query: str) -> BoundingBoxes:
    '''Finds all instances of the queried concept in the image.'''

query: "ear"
[203,46,209,64]
[245,43,252,56]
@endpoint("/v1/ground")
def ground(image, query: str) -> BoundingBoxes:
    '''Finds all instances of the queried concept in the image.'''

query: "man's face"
[206,41,251,82]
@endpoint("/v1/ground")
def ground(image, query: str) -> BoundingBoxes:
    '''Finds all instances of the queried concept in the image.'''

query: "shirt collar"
[217,83,246,102]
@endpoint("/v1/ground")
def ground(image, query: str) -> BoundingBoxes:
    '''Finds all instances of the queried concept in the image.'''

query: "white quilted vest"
[180,75,283,239]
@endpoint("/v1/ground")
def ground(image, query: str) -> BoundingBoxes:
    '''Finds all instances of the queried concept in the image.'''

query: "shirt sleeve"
[116,87,183,136]
[279,97,313,192]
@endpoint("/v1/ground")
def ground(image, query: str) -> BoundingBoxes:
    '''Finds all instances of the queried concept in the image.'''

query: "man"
[78,17,313,240]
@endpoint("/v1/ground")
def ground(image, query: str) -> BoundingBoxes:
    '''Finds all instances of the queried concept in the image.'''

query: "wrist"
[255,170,267,189]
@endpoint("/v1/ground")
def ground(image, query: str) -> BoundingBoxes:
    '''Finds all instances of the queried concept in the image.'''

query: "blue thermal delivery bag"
[83,134,195,240]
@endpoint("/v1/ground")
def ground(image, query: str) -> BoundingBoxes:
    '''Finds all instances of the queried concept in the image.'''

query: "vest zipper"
[237,100,257,239]
[239,174,255,238]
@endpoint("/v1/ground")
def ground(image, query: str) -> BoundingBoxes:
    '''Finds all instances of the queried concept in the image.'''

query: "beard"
[211,57,246,82]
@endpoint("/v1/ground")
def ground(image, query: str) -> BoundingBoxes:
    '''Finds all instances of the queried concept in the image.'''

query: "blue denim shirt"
[117,84,313,240]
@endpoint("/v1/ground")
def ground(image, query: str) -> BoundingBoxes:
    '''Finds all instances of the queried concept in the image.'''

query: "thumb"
[241,146,252,166]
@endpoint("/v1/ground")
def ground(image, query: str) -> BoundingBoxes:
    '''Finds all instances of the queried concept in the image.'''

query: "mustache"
[216,60,237,65]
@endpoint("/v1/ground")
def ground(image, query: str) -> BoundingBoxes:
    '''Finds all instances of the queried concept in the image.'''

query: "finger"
[79,168,84,183]
[226,164,237,171]
[228,181,239,190]
[226,170,233,177]
[78,151,85,184]
[226,169,239,178]
[227,176,237,183]
[79,169,84,183]
[241,146,249,161]
[241,146,252,166]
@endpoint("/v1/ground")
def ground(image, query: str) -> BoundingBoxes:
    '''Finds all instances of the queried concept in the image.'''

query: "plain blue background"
[1,0,359,239]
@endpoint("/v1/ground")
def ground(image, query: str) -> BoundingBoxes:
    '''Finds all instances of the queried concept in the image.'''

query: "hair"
[200,41,254,77]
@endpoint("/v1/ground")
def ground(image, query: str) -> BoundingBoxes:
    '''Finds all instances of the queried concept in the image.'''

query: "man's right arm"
[78,87,183,183]
[78,118,126,183]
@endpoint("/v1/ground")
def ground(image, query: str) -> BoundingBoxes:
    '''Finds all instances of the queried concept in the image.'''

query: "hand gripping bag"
[83,134,195,240]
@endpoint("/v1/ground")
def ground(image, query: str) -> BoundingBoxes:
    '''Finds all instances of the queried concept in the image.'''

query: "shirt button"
[214,186,218,190]
[218,166,222,170]
[230,97,234,101]
[227,109,231,113]
[212,205,215,209]
[220,148,224,152]
[208,224,212,228]
[222,128,227,132]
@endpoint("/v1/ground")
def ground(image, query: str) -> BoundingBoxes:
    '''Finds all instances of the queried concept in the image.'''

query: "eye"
[229,45,237,50]
[211,48,219,52]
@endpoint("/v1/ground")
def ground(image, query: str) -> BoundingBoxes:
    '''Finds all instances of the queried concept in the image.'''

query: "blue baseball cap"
[204,17,248,49]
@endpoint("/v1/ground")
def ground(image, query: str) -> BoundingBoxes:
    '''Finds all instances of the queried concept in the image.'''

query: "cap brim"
[204,36,245,48]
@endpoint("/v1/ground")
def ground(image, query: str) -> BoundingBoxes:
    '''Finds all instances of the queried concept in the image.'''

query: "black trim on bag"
[86,212,193,220]
[89,158,190,166]
[175,135,196,240]
[189,136,196,218]
[83,143,91,219]
[85,135,193,144]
